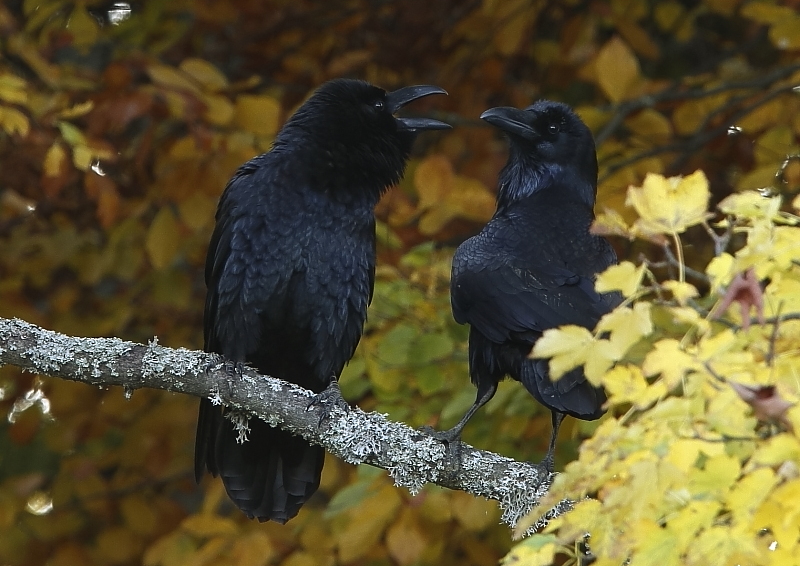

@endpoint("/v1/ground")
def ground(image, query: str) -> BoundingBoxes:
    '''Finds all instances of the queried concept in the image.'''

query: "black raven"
[441,101,620,472]
[195,79,449,522]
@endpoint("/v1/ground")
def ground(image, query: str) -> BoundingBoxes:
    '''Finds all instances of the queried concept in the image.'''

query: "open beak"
[480,107,536,141]
[387,85,451,132]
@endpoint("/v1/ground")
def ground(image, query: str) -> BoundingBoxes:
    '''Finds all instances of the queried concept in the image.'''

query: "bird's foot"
[419,425,464,478]
[204,355,243,397]
[535,451,557,477]
[307,380,350,427]
[419,425,462,445]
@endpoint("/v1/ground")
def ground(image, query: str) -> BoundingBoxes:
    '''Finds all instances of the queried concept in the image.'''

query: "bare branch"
[0,316,566,531]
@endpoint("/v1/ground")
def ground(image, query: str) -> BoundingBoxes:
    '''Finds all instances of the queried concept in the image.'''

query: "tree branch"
[0,316,565,531]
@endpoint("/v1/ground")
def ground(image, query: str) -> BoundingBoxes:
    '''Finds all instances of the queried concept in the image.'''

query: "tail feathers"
[195,401,324,523]
[520,359,606,420]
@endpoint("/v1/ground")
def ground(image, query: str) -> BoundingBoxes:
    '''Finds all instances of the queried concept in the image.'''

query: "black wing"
[451,235,616,344]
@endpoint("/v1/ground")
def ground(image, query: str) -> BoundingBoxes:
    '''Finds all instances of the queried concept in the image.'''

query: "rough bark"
[0,316,570,531]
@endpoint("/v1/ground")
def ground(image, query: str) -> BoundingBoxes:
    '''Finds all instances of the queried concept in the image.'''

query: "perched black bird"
[195,79,449,522]
[441,101,620,471]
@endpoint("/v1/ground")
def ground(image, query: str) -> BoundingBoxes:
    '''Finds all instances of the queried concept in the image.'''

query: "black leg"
[541,411,566,474]
[425,382,497,444]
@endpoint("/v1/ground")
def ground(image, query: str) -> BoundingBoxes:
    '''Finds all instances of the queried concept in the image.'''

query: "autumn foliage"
[2,1,800,565]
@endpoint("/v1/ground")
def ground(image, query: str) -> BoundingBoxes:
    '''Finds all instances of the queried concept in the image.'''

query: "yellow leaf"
[754,126,798,165]
[414,155,494,235]
[626,170,711,235]
[706,252,734,291]
[751,434,800,467]
[614,18,661,60]
[668,306,710,334]
[595,36,640,102]
[625,108,672,139]
[57,100,94,119]
[688,454,741,496]
[532,325,616,382]
[336,485,401,563]
[179,58,229,92]
[666,438,724,473]
[280,552,317,566]
[57,120,87,146]
[665,500,722,554]
[65,3,99,48]
[718,190,782,221]
[230,531,277,566]
[662,280,699,305]
[592,208,633,239]
[147,63,203,95]
[707,387,757,437]
[532,325,594,366]
[146,208,181,269]
[202,93,234,126]
[143,532,196,566]
[642,339,695,389]
[632,519,681,566]
[72,144,93,170]
[43,142,67,177]
[0,74,28,104]
[71,142,115,171]
[450,491,499,531]
[741,2,796,24]
[597,302,653,357]
[726,468,776,522]
[501,534,558,566]
[234,94,281,136]
[655,1,684,31]
[685,525,754,566]
[0,105,29,136]
[595,261,645,298]
[178,193,217,231]
[415,155,453,211]
[386,509,427,566]
[672,97,724,136]
[603,364,662,409]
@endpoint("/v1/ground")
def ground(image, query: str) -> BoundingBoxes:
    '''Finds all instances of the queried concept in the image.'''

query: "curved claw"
[307,380,350,427]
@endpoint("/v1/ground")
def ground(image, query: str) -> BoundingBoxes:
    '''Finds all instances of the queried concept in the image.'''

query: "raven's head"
[277,79,449,198]
[481,101,597,206]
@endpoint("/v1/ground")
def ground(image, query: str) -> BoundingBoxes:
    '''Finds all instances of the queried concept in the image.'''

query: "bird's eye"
[373,99,384,110]
[548,123,559,135]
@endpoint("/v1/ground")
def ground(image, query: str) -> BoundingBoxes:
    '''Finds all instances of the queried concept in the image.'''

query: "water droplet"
[26,492,53,515]
[7,382,49,423]
[757,187,776,197]
[108,2,132,25]
[90,160,106,176]
[727,126,742,135]
[124,386,134,400]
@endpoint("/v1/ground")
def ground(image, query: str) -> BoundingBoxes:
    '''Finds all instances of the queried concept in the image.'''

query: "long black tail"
[195,399,324,523]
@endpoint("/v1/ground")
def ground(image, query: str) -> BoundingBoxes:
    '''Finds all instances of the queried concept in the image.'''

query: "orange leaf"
[96,181,121,229]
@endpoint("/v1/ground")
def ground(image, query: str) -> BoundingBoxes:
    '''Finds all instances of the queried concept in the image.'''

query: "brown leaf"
[711,269,764,330]
[729,382,794,429]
